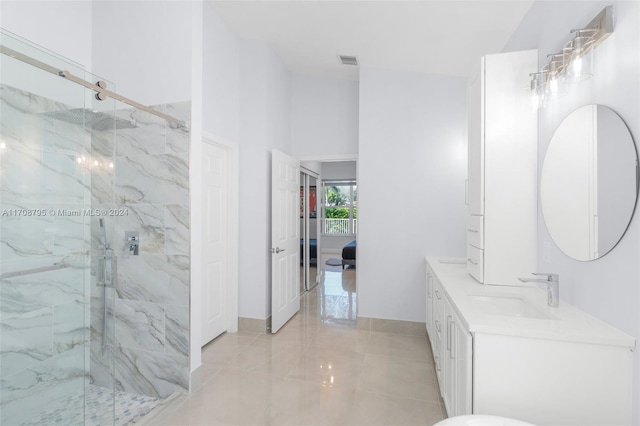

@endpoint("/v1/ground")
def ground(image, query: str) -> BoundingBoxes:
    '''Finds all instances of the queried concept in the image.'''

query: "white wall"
[291,74,359,158]
[200,6,292,322]
[231,40,291,321]
[321,161,356,180]
[0,1,192,108]
[0,1,93,107]
[1,1,93,70]
[301,161,322,175]
[358,67,467,323]
[91,0,192,106]
[504,1,640,422]
[202,2,240,143]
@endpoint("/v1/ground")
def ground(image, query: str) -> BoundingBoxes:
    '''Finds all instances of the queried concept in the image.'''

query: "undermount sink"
[468,295,556,320]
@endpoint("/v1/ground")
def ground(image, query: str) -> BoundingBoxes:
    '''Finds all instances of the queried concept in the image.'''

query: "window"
[322,180,357,235]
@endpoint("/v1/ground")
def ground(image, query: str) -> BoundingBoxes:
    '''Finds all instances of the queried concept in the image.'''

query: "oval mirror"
[541,105,638,261]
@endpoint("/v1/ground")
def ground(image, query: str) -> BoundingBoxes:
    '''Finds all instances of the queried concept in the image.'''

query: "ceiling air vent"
[338,55,358,66]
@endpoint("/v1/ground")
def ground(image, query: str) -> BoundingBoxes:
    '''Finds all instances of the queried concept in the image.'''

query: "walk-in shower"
[0,28,189,425]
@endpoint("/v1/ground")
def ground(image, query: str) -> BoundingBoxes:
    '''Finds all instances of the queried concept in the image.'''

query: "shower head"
[40,108,137,131]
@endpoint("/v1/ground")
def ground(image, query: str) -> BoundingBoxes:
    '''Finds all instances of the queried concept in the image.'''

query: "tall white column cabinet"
[466,50,538,285]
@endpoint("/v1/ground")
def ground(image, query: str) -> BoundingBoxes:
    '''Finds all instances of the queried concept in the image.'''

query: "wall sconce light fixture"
[531,6,613,107]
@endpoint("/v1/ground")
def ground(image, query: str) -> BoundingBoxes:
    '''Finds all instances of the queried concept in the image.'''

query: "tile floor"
[149,257,446,426]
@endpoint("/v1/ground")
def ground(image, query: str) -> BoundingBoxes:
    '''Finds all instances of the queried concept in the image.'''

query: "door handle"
[446,315,452,352]
[450,320,456,359]
[270,247,286,254]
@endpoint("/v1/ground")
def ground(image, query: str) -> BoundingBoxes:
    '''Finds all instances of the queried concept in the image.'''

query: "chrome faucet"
[518,273,560,308]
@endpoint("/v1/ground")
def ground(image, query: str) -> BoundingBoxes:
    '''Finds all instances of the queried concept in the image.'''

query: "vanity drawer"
[432,282,445,349]
[467,215,484,249]
[467,244,484,283]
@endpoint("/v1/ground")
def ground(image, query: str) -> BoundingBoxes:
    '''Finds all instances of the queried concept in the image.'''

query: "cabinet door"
[443,303,456,416]
[432,279,445,393]
[444,302,473,418]
[453,314,473,415]
[426,267,434,341]
[467,58,484,216]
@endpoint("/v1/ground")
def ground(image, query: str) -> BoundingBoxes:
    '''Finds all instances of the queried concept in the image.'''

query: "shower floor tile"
[22,384,163,426]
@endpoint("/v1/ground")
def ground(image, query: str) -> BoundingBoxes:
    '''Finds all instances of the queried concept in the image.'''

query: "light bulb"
[572,56,583,78]
[550,77,559,95]
[532,92,540,108]
[0,142,6,150]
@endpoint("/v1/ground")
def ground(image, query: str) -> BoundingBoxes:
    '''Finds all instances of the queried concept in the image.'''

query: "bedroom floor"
[146,257,446,425]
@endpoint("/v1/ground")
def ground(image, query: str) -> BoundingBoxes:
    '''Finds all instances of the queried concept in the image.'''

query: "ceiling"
[208,1,535,80]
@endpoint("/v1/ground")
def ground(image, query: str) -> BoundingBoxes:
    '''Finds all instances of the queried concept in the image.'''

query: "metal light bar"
[0,45,187,129]
[0,263,70,280]
[573,5,614,52]
[530,5,614,106]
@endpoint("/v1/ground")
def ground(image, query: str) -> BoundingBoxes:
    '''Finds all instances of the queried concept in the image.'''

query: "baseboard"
[189,363,205,392]
[357,316,426,337]
[238,316,269,334]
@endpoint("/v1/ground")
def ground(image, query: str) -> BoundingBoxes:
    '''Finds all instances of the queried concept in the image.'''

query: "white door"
[201,139,234,345]
[271,150,300,333]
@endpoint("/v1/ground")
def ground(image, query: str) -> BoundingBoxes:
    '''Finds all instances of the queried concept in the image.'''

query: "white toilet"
[434,415,536,426]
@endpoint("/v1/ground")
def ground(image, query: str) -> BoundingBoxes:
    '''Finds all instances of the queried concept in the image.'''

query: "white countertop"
[426,256,635,348]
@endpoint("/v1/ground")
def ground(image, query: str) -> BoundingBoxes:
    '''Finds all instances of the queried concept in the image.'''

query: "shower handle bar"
[0,45,186,129]
[0,263,70,280]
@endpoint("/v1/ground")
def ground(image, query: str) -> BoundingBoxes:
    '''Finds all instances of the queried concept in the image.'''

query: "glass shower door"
[0,29,116,425]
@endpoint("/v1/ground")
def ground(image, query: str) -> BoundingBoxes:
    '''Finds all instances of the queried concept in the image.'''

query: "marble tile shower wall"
[90,101,191,399]
[0,85,92,425]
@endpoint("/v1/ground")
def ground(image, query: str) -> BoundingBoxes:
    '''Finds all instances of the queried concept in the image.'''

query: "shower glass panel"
[0,29,116,425]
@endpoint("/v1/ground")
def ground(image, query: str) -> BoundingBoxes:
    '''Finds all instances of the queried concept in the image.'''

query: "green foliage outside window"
[323,182,357,234]
[325,207,349,218]
[325,186,349,206]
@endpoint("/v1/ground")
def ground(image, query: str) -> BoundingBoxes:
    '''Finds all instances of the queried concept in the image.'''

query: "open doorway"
[313,160,358,326]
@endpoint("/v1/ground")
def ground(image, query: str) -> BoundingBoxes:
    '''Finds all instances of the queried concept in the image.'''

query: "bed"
[300,238,317,265]
[341,240,356,268]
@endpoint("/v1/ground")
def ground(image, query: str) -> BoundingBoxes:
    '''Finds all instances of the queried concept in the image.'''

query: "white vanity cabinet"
[467,50,537,285]
[425,257,635,425]
[428,264,472,418]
